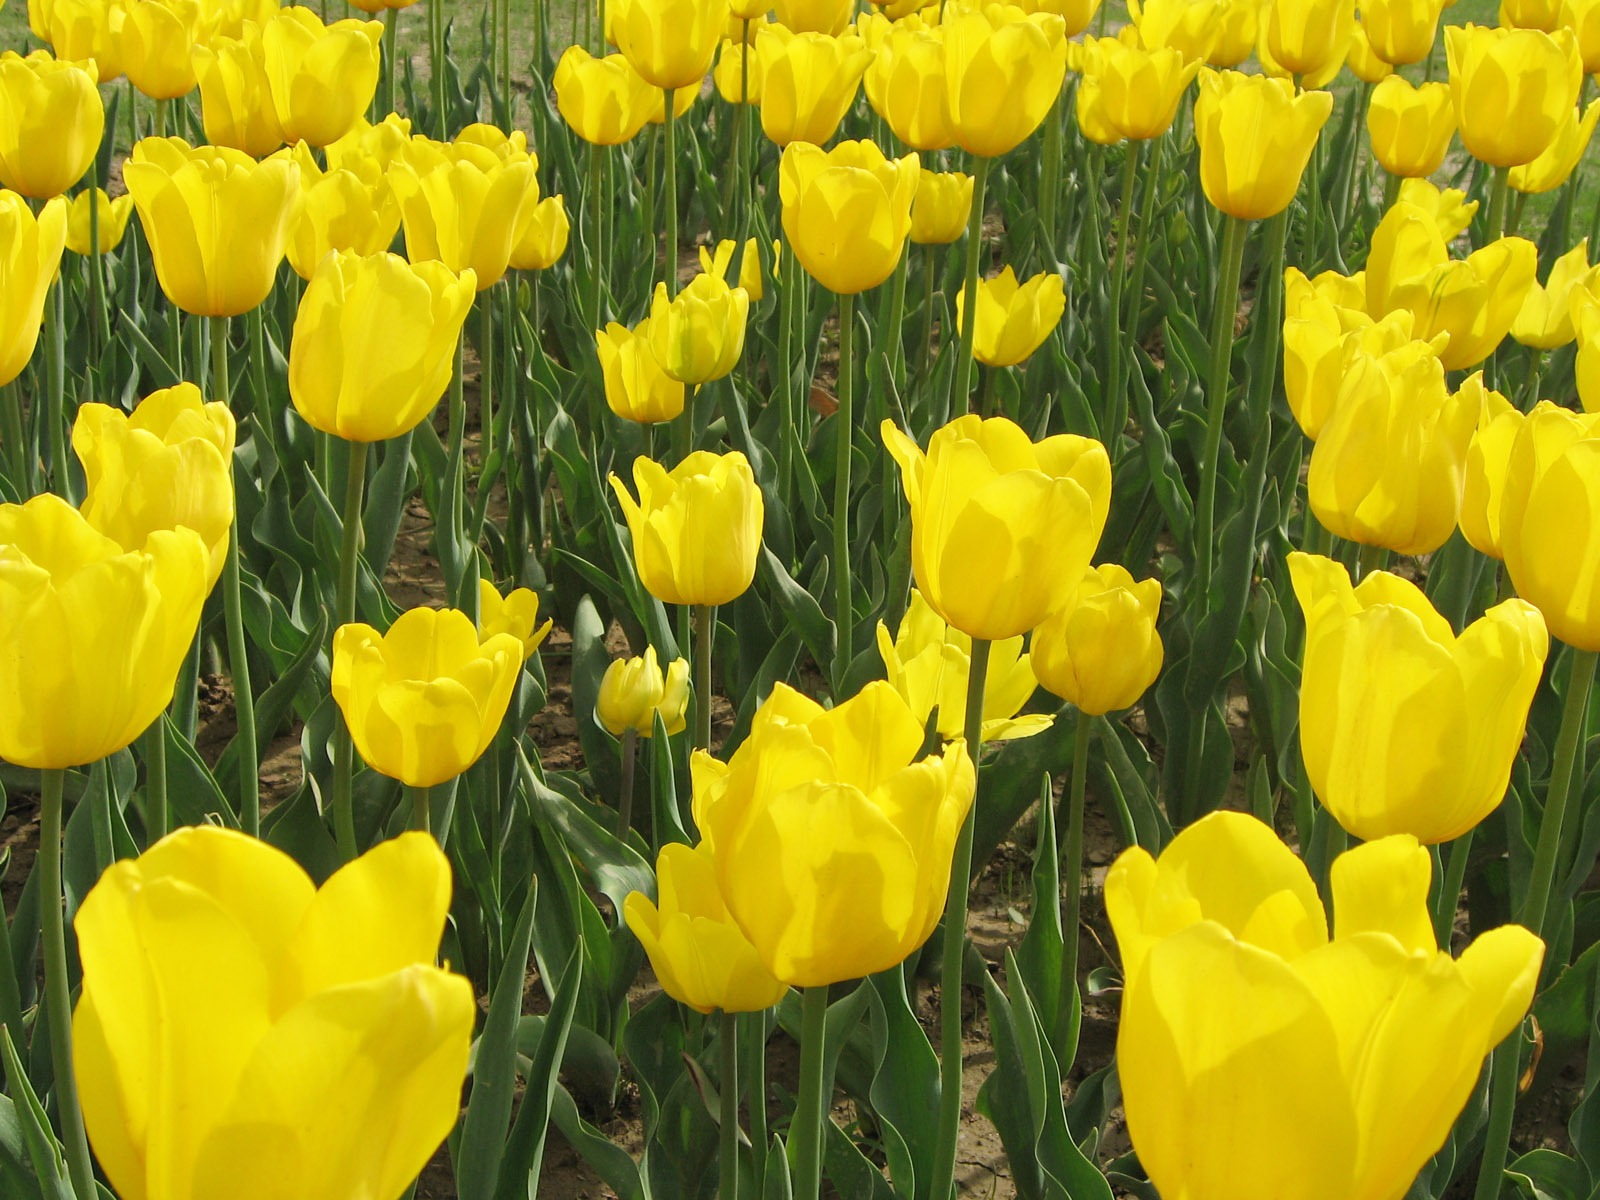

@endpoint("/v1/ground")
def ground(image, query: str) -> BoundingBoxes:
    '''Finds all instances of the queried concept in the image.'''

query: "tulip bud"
[1366,76,1456,179]
[942,5,1067,158]
[1080,31,1202,143]
[954,266,1065,367]
[32,0,124,81]
[713,38,763,104]
[646,273,749,384]
[862,23,954,151]
[190,26,287,156]
[1014,0,1100,34]
[611,0,729,89]
[1581,306,1600,412]
[1458,373,1520,561]
[477,577,553,660]
[698,237,768,302]
[1511,240,1600,349]
[756,25,872,147]
[1501,0,1562,28]
[0,193,67,388]
[779,139,919,295]
[1031,564,1163,716]
[596,319,687,424]
[1264,0,1356,80]
[120,0,203,99]
[1346,21,1397,83]
[1445,23,1582,168]
[555,45,657,144]
[1564,0,1600,73]
[596,645,690,736]
[1128,0,1218,60]
[509,195,571,271]
[1194,69,1333,222]
[773,0,853,34]
[1359,0,1448,65]
[1509,100,1600,194]
[257,6,383,147]
[910,170,973,244]
[63,188,134,256]
[0,50,104,199]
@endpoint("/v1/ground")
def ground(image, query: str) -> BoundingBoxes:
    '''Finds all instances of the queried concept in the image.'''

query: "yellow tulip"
[943,4,1066,158]
[772,0,852,33]
[713,38,763,104]
[32,0,123,81]
[693,681,975,986]
[698,236,768,302]
[1127,0,1219,61]
[190,26,287,157]
[1107,810,1543,1200]
[124,136,300,317]
[612,0,729,88]
[625,842,790,1013]
[881,413,1110,641]
[200,0,280,39]
[597,645,691,736]
[64,188,135,256]
[1509,99,1600,194]
[728,0,769,22]
[642,78,699,124]
[325,111,413,173]
[1014,0,1098,35]
[333,606,523,787]
[477,577,552,660]
[555,45,656,144]
[910,170,973,244]
[258,6,383,147]
[862,23,954,151]
[609,450,765,607]
[1073,72,1122,146]
[1581,307,1600,412]
[289,250,476,443]
[1346,20,1396,82]
[1281,266,1379,440]
[1502,0,1562,28]
[1359,0,1447,64]
[1264,0,1355,80]
[508,195,570,271]
[1387,176,1477,239]
[1081,31,1202,142]
[0,51,103,200]
[73,827,474,1200]
[647,273,749,384]
[284,146,401,281]
[596,319,688,424]
[1446,24,1582,168]
[876,588,1052,742]
[73,384,235,587]
[756,25,872,146]
[955,266,1065,367]
[1458,373,1520,561]
[0,494,208,769]
[120,0,203,99]
[1207,0,1258,66]
[779,139,919,294]
[1366,76,1456,178]
[1511,240,1599,349]
[1564,0,1600,72]
[1031,564,1163,716]
[1194,69,1334,222]
[0,193,67,388]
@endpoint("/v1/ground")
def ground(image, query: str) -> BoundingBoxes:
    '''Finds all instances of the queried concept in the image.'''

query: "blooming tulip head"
[32,0,124,80]
[910,170,972,244]
[779,140,920,294]
[332,606,524,787]
[555,45,656,144]
[1030,563,1163,716]
[1264,0,1355,80]
[73,827,475,1200]
[1458,374,1520,561]
[882,414,1110,642]
[1509,99,1600,194]
[1501,0,1563,28]
[694,681,976,986]
[289,250,476,443]
[1107,810,1543,1200]
[1366,76,1456,179]
[1564,0,1600,72]
[611,0,730,88]
[955,266,1065,367]
[863,23,955,151]
[597,645,691,737]
[698,236,768,302]
[1511,240,1600,349]
[1194,69,1334,222]
[258,6,384,147]
[647,273,750,384]
[1446,24,1582,168]
[1127,0,1218,61]
[1080,31,1201,143]
[0,50,104,199]
[609,451,765,607]
[596,319,688,424]
[0,494,209,768]
[285,145,402,281]
[773,0,853,32]
[942,3,1067,158]
[756,25,872,146]
[1359,0,1448,65]
[190,25,287,156]
[714,38,764,103]
[477,578,552,660]
[1290,552,1548,843]
[0,192,67,388]
[1281,266,1388,440]
[64,188,135,256]
[1581,307,1600,413]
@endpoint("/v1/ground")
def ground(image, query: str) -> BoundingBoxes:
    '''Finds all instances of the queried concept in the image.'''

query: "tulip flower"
[1366,77,1456,179]
[0,51,103,199]
[1359,0,1448,64]
[647,273,750,384]
[1499,402,1600,651]
[73,384,236,586]
[1512,241,1600,349]
[1108,810,1543,1200]
[713,38,763,104]
[756,26,872,147]
[1193,70,1333,222]
[611,0,729,88]
[1581,308,1600,412]
[555,45,656,143]
[1565,0,1600,72]
[1502,0,1562,27]
[1073,73,1122,146]
[73,827,475,1200]
[325,110,413,172]
[1458,374,1521,561]
[773,0,853,33]
[64,188,134,256]
[0,192,67,387]
[1080,31,1202,143]
[285,146,402,281]
[257,7,383,147]
[597,645,691,736]
[1509,100,1600,194]
[642,79,699,124]
[1031,564,1163,716]
[1264,0,1355,81]
[0,494,208,769]
[1016,0,1099,35]
[596,319,687,424]
[910,170,973,244]
[609,450,765,607]
[882,414,1110,642]
[1446,24,1582,168]
[942,4,1067,159]
[779,140,920,295]
[863,23,955,151]
[333,606,524,787]
[119,0,203,99]
[31,0,123,81]
[1281,266,1378,440]
[1127,0,1218,61]
[625,842,790,1013]
[698,237,768,302]
[1205,0,1257,65]
[954,266,1065,367]
[190,26,287,157]
[477,577,552,660]
[876,589,1052,742]
[694,681,976,985]
[1388,176,1478,238]
[509,194,570,271]
[202,0,280,39]
[289,250,476,443]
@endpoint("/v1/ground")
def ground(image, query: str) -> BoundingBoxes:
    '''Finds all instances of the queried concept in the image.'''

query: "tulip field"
[11,0,1600,1196]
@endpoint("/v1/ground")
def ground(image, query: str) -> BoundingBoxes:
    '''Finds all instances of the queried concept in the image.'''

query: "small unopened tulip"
[0,194,66,388]
[910,171,973,245]
[942,4,1068,158]
[1458,374,1521,561]
[596,320,687,424]
[647,273,749,384]
[1032,564,1163,716]
[611,0,729,89]
[120,0,203,99]
[554,46,656,144]
[509,195,570,271]
[863,23,954,151]
[698,237,768,302]
[285,148,401,281]
[779,140,919,295]
[190,26,286,156]
[1367,76,1456,179]
[1127,0,1218,60]
[477,578,553,660]
[1264,0,1356,80]
[955,266,1065,368]
[1359,0,1448,64]
[1081,31,1201,142]
[1512,240,1600,349]
[597,645,690,736]
[772,0,853,34]
[1509,100,1600,194]
[713,38,763,104]
[1564,0,1600,73]
[64,189,135,256]
[756,25,872,147]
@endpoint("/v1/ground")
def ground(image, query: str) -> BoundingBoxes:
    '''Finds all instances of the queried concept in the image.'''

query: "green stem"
[1038,94,1062,262]
[1193,215,1249,600]
[742,1012,767,1188]
[87,163,107,358]
[735,20,752,243]
[331,438,372,862]
[1104,142,1141,452]
[917,248,937,391]
[694,603,714,751]
[143,718,168,845]
[479,295,494,462]
[1060,709,1091,1036]
[1355,542,1390,582]
[833,290,855,690]
[719,1009,740,1200]
[154,96,166,140]
[589,141,606,342]
[952,156,991,415]
[383,9,398,117]
[777,239,797,507]
[2,382,32,495]
[662,89,679,298]
[45,279,68,497]
[1485,165,1510,244]
[1382,170,1401,212]
[409,783,431,834]
[1433,829,1472,950]
[40,769,98,1200]
[791,986,830,1200]
[618,726,638,837]
[430,0,447,136]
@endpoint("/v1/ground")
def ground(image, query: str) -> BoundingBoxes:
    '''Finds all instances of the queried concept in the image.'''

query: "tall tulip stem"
[931,636,991,1200]
[479,296,495,462]
[742,1011,768,1186]
[1485,165,1511,244]
[331,437,372,862]
[40,768,98,1200]
[1038,96,1062,262]
[1193,214,1249,600]
[430,0,447,136]
[662,90,680,299]
[1060,708,1091,1041]
[952,156,991,414]
[409,784,431,835]
[382,10,398,118]
[694,603,714,751]
[45,280,68,498]
[1433,829,1473,949]
[618,726,638,836]
[86,164,108,357]
[833,290,856,691]
[719,1009,740,1200]
[1104,142,1141,454]
[791,985,831,1200]
[589,142,606,355]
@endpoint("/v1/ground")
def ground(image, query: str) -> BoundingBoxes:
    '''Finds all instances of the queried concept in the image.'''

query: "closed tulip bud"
[1458,374,1520,560]
[285,148,401,281]
[34,0,124,81]
[955,266,1065,367]
[1510,100,1600,194]
[1564,0,1600,72]
[728,0,769,21]
[863,24,955,150]
[74,827,474,1200]
[1502,0,1562,27]
[1511,240,1599,349]
[1360,0,1448,64]
[647,274,749,383]
[596,319,687,424]
[1127,0,1219,61]
[910,170,972,244]
[756,26,872,146]
[1207,0,1259,66]
[625,843,789,1013]
[73,384,235,587]
[1282,266,1378,440]
[1033,564,1163,716]
[1367,76,1456,178]
[259,7,383,147]
[943,5,1067,158]
[1107,810,1544,1200]
[694,681,975,986]
[780,139,919,294]
[597,645,690,736]
[1265,0,1355,79]
[1014,0,1099,34]
[1582,307,1600,412]
[713,38,764,103]
[333,606,523,787]
[509,195,570,271]
[1081,31,1201,143]
[698,236,769,302]
[1291,552,1548,842]
[0,494,208,768]
[1346,20,1396,82]
[390,136,542,291]
[190,27,286,156]
[610,451,764,607]
[0,51,104,200]
[876,588,1051,742]
[1073,71,1122,145]
[1446,24,1582,168]
[1256,24,1345,88]
[612,0,729,88]
[201,0,280,39]
[125,136,300,317]
[289,250,475,443]
[1194,69,1334,222]
[477,578,552,659]
[773,0,852,33]
[882,414,1110,641]
[555,45,656,143]
[120,0,203,99]
[64,188,134,257]
[0,194,66,388]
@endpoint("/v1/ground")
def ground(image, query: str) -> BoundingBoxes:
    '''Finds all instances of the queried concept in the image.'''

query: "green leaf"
[493,944,584,1200]
[0,1026,71,1200]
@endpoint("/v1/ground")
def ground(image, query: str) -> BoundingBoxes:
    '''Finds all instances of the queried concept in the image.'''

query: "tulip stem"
[1038,95,1062,263]
[741,1011,768,1187]
[332,437,371,862]
[409,784,431,835]
[39,768,98,1200]
[832,291,856,692]
[917,248,937,392]
[1433,829,1472,950]
[1124,132,1163,340]
[736,21,752,243]
[142,718,168,845]
[719,1009,740,1200]
[430,0,447,136]
[87,164,108,359]
[932,637,990,1200]
[777,239,797,507]
[1193,214,1248,601]
[952,156,991,415]
[2,383,31,495]
[45,280,68,499]
[662,90,680,299]
[791,985,831,1200]
[694,604,714,752]
[1355,543,1389,582]
[479,296,494,463]
[1104,142,1141,454]
[589,142,606,357]
[383,10,398,120]
[618,726,638,837]
[1059,708,1091,1054]
[1485,165,1510,244]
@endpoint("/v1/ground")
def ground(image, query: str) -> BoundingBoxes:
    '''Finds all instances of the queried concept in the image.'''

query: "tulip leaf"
[1015,775,1068,1060]
[114,310,180,389]
[162,716,239,832]
[568,595,623,810]
[651,710,692,847]
[549,1083,643,1200]
[0,1092,46,1200]
[519,754,653,920]
[763,1136,793,1200]
[863,969,940,1200]
[822,1118,895,1200]
[1507,1150,1588,1200]
[494,944,584,1200]
[0,1026,71,1200]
